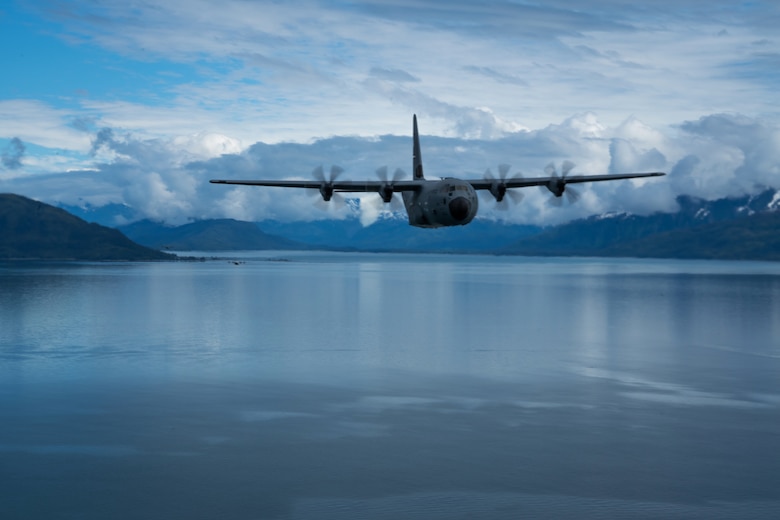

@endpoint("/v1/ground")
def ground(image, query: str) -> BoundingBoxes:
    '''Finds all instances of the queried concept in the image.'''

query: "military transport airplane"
[210,115,665,228]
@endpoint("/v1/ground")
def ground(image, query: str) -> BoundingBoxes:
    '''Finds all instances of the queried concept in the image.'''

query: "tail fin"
[413,114,424,180]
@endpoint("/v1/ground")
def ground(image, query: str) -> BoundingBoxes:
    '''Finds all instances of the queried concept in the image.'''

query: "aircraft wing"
[209,179,423,192]
[466,171,665,190]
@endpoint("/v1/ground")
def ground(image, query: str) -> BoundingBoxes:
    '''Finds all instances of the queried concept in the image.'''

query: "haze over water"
[2,252,780,519]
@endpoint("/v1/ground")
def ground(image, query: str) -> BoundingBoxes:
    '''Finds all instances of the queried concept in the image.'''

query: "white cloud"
[3,1,779,226]
[0,100,92,152]
[3,111,778,227]
[9,0,775,147]
[170,133,243,160]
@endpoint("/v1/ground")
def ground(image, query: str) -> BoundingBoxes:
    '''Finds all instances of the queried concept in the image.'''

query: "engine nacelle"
[489,182,507,202]
[319,183,334,201]
[546,178,566,197]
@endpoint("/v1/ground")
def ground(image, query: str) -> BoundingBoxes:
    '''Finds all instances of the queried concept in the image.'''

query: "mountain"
[504,189,780,260]
[117,215,540,253]
[0,194,174,260]
[58,201,139,228]
[119,219,309,251]
[56,187,780,260]
[602,211,780,261]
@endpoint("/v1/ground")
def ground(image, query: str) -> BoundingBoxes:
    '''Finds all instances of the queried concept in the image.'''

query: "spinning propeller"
[483,164,523,210]
[312,165,345,208]
[542,160,580,206]
[375,166,405,210]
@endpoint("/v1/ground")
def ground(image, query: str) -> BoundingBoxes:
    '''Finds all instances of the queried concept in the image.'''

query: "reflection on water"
[1,253,780,519]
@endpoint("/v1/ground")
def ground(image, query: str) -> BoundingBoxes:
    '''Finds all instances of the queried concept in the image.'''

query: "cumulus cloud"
[668,113,780,200]
[608,139,666,174]
[3,111,778,228]
[3,0,776,234]
[2,137,25,170]
[90,128,116,156]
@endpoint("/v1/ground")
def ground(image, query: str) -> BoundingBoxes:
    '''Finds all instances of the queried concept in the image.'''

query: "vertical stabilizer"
[413,114,424,180]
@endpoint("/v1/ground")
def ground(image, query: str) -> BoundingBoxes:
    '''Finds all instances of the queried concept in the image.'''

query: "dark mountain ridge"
[119,218,309,251]
[602,211,780,261]
[49,187,780,260]
[504,189,780,259]
[1,194,174,260]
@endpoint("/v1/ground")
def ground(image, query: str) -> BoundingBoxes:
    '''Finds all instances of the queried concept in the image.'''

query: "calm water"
[1,252,780,519]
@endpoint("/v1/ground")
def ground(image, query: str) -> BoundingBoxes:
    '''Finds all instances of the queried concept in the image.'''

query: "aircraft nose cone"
[449,196,471,221]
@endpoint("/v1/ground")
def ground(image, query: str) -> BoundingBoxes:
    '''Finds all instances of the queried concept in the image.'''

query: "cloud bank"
[1,1,778,226]
[2,112,777,227]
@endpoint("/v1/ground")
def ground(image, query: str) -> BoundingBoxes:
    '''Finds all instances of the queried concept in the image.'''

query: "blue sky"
[1,0,779,225]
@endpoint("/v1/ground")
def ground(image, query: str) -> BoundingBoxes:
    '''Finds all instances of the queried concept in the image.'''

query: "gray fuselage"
[402,178,479,228]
